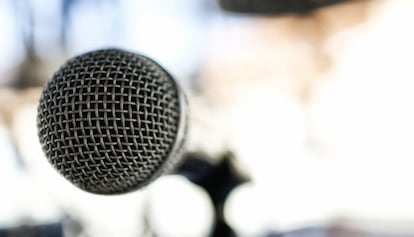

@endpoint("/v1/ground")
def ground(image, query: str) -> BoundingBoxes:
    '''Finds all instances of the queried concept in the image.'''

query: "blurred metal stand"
[175,152,249,237]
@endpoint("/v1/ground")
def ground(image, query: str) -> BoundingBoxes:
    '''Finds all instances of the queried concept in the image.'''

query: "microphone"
[37,48,188,195]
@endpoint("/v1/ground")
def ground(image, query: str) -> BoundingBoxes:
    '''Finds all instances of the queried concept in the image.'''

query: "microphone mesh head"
[37,49,186,194]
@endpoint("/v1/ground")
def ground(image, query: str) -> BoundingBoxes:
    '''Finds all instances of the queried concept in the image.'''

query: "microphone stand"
[174,151,248,237]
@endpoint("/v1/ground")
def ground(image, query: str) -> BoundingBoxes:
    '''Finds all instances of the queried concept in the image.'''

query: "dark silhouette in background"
[175,152,248,237]
[219,0,349,14]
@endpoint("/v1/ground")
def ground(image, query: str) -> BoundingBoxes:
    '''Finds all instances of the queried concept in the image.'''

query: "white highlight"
[147,175,214,237]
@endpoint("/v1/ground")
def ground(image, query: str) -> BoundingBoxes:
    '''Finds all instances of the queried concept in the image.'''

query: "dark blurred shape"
[175,152,248,237]
[0,223,63,237]
[175,152,248,211]
[219,0,351,15]
[10,0,41,89]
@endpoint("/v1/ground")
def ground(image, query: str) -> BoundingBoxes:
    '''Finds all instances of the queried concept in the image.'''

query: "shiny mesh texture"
[37,49,182,194]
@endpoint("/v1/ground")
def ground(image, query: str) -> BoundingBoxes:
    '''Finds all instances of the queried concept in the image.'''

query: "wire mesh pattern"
[37,49,183,194]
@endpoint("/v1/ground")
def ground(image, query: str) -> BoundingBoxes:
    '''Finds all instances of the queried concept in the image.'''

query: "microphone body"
[37,48,187,195]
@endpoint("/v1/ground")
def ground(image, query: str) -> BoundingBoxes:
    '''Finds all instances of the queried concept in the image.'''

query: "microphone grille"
[37,49,185,194]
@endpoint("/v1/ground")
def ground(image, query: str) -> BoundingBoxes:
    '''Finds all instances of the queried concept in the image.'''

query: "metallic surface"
[37,48,186,194]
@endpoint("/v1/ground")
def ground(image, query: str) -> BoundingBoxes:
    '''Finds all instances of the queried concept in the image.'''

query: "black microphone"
[37,48,188,195]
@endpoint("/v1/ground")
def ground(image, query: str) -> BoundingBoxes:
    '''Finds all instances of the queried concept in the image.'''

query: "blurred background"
[1,0,414,236]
